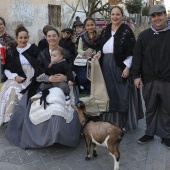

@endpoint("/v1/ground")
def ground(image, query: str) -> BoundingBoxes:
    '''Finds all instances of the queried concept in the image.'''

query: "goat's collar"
[81,114,101,128]
[81,118,88,127]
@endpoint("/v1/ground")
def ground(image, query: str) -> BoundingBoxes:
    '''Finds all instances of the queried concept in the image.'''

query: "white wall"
[0,0,87,44]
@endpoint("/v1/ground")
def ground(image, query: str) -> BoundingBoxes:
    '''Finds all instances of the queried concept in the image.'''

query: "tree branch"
[92,2,109,14]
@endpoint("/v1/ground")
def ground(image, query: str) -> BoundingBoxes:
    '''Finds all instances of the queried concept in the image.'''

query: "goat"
[71,101,124,170]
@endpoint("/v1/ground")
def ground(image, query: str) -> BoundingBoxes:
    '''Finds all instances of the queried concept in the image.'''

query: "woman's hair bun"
[15,24,28,37]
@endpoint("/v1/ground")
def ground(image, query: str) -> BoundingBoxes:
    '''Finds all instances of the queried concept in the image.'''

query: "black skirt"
[100,53,144,129]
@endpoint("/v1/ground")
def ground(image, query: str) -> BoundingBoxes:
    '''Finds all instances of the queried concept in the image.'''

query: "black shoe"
[138,135,154,144]
[161,138,170,149]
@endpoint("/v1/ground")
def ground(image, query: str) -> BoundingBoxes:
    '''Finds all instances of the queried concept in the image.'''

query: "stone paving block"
[57,163,71,170]
[165,159,170,170]
[63,157,83,169]
[146,162,165,170]
[23,162,36,168]
[35,148,48,155]
[0,149,7,160]
[52,153,71,161]
[46,160,62,169]
[33,160,47,170]
[95,156,108,166]
[49,159,71,170]
[135,152,147,161]
[88,161,105,170]
[132,160,146,168]
[138,145,149,154]
[66,151,84,161]
[73,162,91,170]
[146,142,166,165]
[46,149,58,157]
[8,156,22,165]
[40,154,54,164]
[17,150,41,164]
[0,162,40,170]
[6,152,18,159]
[3,145,22,154]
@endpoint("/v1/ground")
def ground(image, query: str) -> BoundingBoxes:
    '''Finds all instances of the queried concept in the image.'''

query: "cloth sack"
[80,58,109,115]
[74,54,91,66]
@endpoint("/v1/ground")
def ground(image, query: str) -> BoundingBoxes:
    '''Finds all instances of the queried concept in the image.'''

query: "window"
[48,4,61,27]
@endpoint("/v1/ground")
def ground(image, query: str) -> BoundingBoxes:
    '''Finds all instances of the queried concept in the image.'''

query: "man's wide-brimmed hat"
[149,4,166,15]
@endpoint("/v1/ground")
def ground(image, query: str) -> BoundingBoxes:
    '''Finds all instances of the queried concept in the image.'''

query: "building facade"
[0,0,107,44]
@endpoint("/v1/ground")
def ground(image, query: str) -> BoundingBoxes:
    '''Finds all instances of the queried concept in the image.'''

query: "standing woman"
[0,24,41,125]
[75,18,99,92]
[95,6,143,129]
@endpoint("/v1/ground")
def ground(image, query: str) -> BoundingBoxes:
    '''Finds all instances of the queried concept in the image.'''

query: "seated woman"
[5,26,81,149]
[0,24,41,125]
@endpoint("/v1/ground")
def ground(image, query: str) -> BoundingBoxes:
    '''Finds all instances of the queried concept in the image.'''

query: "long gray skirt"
[4,86,81,149]
[100,53,144,130]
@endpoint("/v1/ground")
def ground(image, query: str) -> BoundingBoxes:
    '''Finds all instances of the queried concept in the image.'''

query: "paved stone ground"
[0,118,169,170]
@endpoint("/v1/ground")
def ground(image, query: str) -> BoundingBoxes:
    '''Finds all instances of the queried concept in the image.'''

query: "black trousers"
[143,80,170,138]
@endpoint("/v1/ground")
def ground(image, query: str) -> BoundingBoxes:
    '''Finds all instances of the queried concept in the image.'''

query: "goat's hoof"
[93,153,98,157]
[85,157,90,161]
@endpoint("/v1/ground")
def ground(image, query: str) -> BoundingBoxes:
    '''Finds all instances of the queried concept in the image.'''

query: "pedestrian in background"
[132,4,170,149]
[72,21,85,47]
[0,17,16,49]
[73,16,81,28]
[59,28,76,70]
[0,17,17,82]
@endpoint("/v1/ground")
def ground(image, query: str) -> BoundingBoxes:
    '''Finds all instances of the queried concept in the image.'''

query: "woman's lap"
[5,86,81,149]
[0,65,34,125]
[75,66,90,90]
[0,80,24,125]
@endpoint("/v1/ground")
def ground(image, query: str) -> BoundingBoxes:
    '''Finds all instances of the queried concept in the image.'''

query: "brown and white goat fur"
[71,101,124,170]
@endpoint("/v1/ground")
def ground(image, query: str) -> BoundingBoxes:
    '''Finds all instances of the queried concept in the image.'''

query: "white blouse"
[102,30,132,68]
[17,43,31,65]
[4,43,31,80]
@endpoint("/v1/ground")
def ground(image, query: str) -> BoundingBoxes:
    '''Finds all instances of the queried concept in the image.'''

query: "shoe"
[161,138,170,149]
[65,95,71,105]
[31,92,42,101]
[138,135,154,144]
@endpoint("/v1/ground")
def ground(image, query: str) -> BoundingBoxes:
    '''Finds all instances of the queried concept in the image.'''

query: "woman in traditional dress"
[94,6,144,130]
[5,26,81,149]
[0,24,41,125]
[75,18,100,93]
